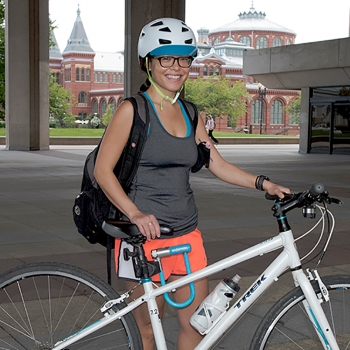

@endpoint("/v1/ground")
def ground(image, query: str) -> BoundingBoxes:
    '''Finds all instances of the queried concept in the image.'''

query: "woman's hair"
[139,56,151,92]
[139,78,151,92]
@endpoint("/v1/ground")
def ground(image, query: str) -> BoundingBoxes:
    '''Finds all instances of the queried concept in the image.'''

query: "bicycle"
[0,183,348,349]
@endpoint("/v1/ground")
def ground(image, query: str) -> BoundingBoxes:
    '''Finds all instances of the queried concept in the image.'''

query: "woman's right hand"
[129,211,160,241]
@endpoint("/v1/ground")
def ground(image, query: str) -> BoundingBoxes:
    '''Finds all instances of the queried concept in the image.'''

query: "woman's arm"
[94,100,160,240]
[194,116,290,197]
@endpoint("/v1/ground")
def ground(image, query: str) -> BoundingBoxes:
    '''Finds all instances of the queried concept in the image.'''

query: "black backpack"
[72,93,198,283]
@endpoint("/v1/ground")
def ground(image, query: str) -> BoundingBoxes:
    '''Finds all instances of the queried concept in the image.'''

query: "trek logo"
[236,274,267,309]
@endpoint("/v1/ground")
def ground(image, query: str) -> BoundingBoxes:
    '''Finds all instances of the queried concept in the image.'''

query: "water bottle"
[190,275,241,334]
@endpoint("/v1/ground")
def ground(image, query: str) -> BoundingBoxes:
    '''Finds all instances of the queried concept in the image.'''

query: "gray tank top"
[127,92,198,237]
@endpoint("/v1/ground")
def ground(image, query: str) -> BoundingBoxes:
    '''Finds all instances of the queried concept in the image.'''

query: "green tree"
[49,19,57,48]
[102,104,113,126]
[185,76,249,127]
[285,93,301,124]
[0,0,5,119]
[49,74,75,127]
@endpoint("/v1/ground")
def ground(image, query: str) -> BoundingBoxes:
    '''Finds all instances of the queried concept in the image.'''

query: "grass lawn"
[0,128,299,138]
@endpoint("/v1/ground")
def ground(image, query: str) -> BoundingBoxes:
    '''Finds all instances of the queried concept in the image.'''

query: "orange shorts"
[115,228,207,282]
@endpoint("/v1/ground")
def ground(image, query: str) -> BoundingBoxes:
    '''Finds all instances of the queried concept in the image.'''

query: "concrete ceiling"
[243,37,350,90]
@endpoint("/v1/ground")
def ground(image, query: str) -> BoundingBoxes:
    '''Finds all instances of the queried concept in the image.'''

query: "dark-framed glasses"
[155,56,194,68]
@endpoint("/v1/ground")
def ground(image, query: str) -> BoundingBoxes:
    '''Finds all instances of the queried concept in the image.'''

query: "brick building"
[50,4,299,134]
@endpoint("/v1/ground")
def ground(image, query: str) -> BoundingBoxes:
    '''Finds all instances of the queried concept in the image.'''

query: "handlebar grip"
[309,183,324,197]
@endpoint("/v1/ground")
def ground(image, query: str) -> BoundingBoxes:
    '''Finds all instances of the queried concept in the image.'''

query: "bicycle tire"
[250,274,350,350]
[0,261,143,350]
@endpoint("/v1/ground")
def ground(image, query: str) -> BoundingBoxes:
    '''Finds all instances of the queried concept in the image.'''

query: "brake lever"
[330,197,343,205]
[317,191,343,206]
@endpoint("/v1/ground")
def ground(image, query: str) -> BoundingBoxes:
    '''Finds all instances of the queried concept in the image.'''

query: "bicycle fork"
[292,269,339,350]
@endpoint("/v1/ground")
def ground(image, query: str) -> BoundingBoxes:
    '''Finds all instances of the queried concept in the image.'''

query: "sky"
[49,0,350,53]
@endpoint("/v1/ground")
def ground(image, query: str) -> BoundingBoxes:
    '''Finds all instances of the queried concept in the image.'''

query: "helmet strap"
[145,57,183,111]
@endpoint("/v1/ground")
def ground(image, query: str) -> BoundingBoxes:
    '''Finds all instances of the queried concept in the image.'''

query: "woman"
[206,115,219,144]
[94,17,290,350]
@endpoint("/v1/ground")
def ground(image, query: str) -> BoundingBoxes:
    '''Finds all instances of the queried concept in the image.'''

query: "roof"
[63,6,94,55]
[94,51,124,72]
[210,5,296,35]
[49,30,63,60]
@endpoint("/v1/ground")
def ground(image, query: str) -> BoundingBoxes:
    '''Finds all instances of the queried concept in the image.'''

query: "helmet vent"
[150,21,164,27]
[159,27,171,32]
[185,39,193,44]
[159,39,172,45]
[182,27,189,32]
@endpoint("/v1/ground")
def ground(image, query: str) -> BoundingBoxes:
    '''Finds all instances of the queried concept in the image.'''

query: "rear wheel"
[0,262,143,349]
[250,275,350,350]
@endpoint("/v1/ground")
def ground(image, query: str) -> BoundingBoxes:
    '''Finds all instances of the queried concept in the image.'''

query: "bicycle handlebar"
[265,183,342,219]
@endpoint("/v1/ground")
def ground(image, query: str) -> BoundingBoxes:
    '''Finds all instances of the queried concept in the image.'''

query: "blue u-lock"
[154,244,196,308]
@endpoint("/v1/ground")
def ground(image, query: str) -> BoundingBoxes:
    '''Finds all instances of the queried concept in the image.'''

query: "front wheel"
[0,262,143,349]
[250,274,350,350]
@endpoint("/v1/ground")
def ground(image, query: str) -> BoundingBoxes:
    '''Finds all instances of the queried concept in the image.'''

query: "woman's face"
[148,56,191,96]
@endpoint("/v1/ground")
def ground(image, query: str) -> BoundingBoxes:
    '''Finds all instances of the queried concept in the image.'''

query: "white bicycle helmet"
[138,18,197,59]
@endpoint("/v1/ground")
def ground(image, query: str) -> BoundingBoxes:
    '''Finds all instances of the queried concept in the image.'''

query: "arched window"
[252,100,263,124]
[101,99,107,116]
[78,91,87,104]
[99,73,103,82]
[92,100,98,114]
[203,66,208,76]
[55,72,60,84]
[286,38,291,45]
[118,74,121,83]
[271,100,283,124]
[94,73,98,82]
[113,74,117,83]
[214,38,220,45]
[239,36,251,46]
[273,38,282,47]
[104,74,109,83]
[256,37,268,49]
[86,69,90,82]
[80,68,85,81]
[215,67,220,75]
[109,99,116,115]
[209,67,214,76]
[76,68,80,81]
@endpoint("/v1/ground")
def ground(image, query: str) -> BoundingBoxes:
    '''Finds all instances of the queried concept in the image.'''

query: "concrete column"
[5,0,49,150]
[124,0,185,97]
[299,87,310,154]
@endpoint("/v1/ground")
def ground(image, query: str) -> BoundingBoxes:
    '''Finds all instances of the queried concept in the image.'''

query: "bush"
[63,114,76,128]
[0,120,5,128]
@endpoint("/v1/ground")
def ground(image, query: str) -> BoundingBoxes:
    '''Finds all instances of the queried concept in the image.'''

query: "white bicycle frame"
[53,224,339,350]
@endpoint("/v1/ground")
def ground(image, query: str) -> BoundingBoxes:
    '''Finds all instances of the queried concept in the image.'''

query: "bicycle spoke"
[251,276,350,350]
[0,262,143,349]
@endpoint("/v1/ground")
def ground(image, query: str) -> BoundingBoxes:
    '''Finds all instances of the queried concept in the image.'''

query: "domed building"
[190,3,299,135]
[209,4,296,49]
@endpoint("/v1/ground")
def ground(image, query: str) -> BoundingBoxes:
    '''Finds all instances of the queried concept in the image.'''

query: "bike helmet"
[138,18,197,59]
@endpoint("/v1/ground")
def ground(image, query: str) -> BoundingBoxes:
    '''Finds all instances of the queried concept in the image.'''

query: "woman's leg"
[168,276,209,350]
[125,280,166,350]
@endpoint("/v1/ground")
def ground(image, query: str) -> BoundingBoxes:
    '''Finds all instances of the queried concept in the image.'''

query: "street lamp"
[258,83,267,135]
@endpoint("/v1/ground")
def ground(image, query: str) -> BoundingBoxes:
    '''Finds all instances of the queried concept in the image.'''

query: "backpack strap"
[179,98,199,135]
[114,93,150,189]
[106,93,150,285]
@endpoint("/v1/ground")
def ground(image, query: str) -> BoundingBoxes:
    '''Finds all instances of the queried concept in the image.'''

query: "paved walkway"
[0,144,349,349]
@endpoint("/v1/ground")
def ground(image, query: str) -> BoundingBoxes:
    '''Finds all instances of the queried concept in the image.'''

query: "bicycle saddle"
[102,220,173,239]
